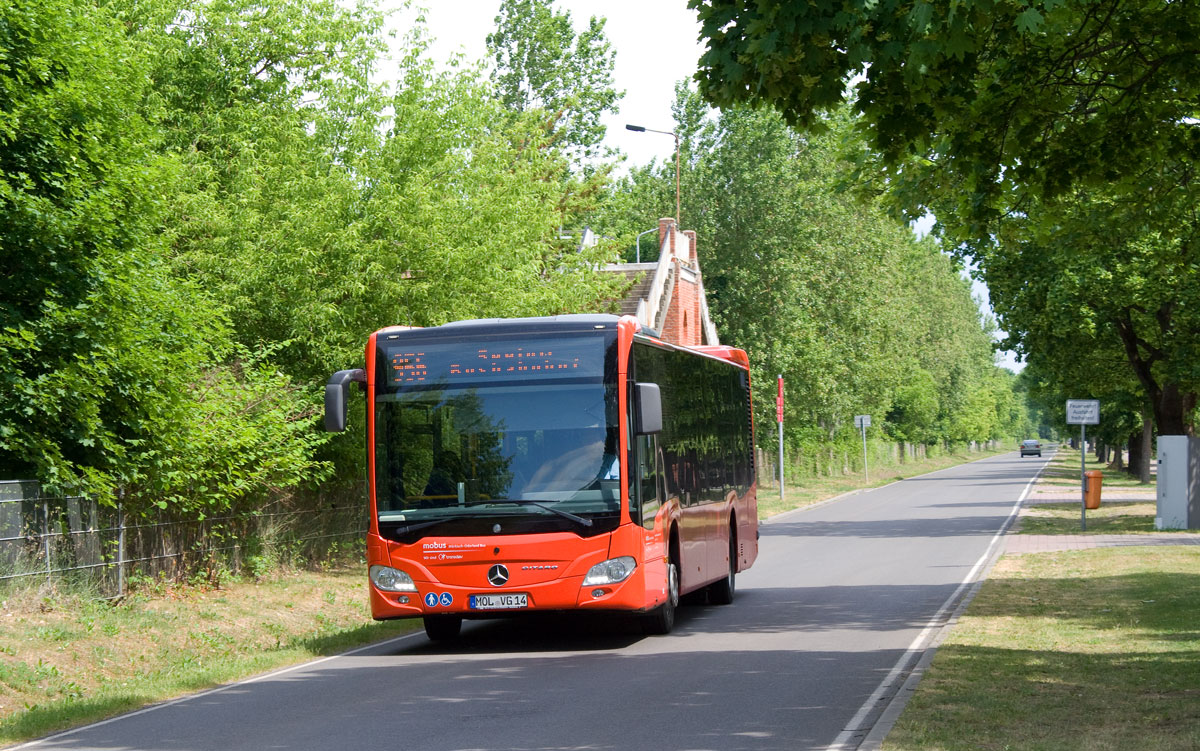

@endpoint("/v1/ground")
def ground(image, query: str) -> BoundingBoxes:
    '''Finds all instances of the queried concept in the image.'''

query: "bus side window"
[637,434,661,528]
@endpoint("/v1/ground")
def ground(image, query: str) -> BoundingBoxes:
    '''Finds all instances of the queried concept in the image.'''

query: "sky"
[381,2,1022,371]
[384,1,707,168]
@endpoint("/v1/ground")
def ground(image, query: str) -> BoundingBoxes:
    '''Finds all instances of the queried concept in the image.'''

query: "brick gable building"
[605,218,719,347]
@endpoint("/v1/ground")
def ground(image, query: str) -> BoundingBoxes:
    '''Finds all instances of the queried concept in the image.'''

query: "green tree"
[0,0,326,508]
[487,0,621,162]
[690,0,1200,224]
[984,187,1199,435]
[690,0,1200,434]
[603,88,1011,470]
[888,368,940,446]
[1,0,184,494]
[125,0,624,487]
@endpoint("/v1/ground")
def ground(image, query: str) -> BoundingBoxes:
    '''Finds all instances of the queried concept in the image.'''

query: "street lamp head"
[625,123,681,223]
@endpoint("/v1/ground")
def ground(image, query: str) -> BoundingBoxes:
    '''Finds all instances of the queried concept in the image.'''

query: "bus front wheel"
[423,614,463,641]
[642,556,679,635]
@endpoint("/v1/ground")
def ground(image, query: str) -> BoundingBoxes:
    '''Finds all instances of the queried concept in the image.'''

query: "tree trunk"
[1112,310,1196,436]
[1139,407,1153,484]
[1126,429,1142,478]
[1154,383,1196,436]
[1111,444,1124,472]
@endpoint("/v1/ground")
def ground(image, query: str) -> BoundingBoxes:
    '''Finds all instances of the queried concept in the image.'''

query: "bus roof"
[374,314,622,339]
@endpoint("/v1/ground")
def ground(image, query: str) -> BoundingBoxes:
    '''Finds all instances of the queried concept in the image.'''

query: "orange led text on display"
[390,352,429,384]
[383,336,601,388]
[448,348,580,376]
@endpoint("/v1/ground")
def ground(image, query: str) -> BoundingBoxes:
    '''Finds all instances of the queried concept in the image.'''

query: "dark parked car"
[1020,439,1042,457]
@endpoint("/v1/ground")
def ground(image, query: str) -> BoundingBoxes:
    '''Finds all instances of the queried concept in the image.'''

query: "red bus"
[325,314,757,639]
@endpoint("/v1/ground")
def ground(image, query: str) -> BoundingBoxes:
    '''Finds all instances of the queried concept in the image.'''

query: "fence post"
[117,494,126,598]
[42,498,52,586]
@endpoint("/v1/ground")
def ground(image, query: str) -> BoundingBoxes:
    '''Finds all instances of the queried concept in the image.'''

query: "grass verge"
[757,445,1011,519]
[882,547,1200,751]
[0,568,419,746]
[1016,502,1186,535]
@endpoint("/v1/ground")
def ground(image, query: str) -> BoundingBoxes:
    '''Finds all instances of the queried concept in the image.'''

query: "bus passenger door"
[634,433,668,600]
[635,433,663,531]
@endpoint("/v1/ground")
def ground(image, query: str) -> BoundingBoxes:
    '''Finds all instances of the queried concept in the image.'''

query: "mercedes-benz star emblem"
[487,564,509,587]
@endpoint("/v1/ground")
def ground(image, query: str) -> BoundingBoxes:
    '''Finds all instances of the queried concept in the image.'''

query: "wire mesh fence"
[0,480,366,599]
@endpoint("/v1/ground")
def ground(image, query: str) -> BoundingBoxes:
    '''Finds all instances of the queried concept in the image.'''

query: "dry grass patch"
[883,547,1200,751]
[0,568,418,745]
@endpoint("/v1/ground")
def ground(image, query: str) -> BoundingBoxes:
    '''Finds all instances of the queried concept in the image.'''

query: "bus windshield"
[372,332,620,540]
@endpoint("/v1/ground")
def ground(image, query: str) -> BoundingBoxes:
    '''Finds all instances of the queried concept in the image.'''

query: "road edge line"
[825,453,1052,751]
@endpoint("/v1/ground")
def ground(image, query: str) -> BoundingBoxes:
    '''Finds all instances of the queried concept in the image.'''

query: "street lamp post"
[626,123,680,224]
[634,226,657,263]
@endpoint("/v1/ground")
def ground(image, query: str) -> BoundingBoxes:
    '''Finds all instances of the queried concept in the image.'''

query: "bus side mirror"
[324,369,366,432]
[635,382,662,435]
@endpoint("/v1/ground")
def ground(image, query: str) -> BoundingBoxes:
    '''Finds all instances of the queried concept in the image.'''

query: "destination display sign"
[382,336,604,387]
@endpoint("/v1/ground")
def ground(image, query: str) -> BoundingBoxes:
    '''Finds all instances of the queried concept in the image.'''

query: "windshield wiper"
[473,499,594,528]
[384,517,452,535]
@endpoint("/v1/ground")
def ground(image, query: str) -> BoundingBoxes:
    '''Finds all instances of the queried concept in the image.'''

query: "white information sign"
[854,414,871,429]
[1066,399,1100,425]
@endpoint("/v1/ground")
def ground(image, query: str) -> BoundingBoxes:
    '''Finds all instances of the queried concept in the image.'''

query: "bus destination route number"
[386,338,598,386]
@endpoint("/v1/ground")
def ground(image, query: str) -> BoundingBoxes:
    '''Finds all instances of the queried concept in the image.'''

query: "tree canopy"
[488,0,621,161]
[601,88,1025,468]
[690,0,1200,434]
[691,0,1200,226]
[1,0,624,507]
[2,0,1033,516]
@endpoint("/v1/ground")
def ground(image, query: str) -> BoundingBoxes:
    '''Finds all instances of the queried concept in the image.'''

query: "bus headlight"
[583,556,636,586]
[369,565,417,592]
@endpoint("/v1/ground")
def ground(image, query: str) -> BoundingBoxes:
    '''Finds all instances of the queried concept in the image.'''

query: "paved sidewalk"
[1007,474,1198,554]
[1024,485,1156,504]
[1006,532,1200,554]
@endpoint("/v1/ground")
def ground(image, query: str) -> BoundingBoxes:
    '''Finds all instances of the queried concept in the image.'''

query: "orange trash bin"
[1084,470,1103,509]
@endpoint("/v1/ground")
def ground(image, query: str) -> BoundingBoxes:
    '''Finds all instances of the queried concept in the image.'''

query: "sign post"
[1066,399,1100,530]
[777,376,785,500]
[854,415,871,483]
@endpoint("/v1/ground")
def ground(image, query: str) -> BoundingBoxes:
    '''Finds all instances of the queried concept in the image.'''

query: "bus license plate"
[470,593,528,610]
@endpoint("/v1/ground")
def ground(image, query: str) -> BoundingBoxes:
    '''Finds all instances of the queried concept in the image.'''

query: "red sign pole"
[777,375,784,500]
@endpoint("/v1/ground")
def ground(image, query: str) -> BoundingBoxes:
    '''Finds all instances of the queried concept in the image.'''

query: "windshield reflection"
[373,382,620,536]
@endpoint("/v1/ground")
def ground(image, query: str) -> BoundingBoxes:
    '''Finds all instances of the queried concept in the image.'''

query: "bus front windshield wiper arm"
[388,517,451,535]
[477,500,594,528]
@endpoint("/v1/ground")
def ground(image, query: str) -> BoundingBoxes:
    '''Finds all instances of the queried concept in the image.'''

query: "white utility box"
[1155,435,1200,530]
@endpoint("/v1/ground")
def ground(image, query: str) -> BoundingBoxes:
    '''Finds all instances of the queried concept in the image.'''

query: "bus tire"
[642,551,679,635]
[707,529,737,605]
[423,614,463,641]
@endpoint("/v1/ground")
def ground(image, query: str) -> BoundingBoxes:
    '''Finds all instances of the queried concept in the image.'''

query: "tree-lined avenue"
[16,450,1050,751]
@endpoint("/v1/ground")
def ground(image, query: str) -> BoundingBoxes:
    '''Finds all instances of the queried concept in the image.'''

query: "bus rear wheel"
[706,531,736,605]
[642,556,679,635]
[423,614,463,641]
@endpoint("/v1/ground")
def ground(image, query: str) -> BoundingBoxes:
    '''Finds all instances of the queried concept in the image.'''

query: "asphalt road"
[16,451,1049,751]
